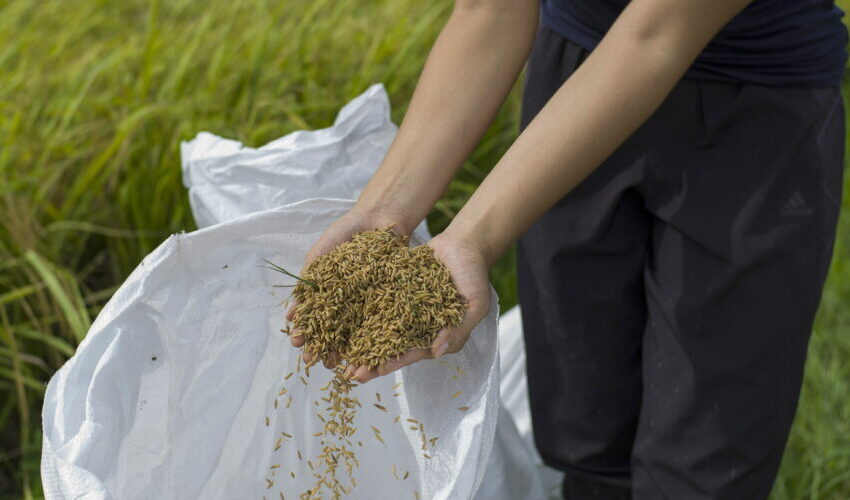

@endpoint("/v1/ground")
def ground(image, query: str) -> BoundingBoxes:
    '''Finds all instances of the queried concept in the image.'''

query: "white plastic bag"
[42,84,556,499]
[181,84,396,229]
[41,199,501,499]
[178,84,554,499]
[496,308,564,499]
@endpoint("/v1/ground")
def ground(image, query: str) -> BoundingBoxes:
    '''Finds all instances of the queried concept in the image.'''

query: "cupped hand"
[346,230,491,383]
[287,206,412,367]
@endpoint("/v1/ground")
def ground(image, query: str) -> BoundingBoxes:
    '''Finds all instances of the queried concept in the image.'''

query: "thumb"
[430,292,490,357]
[430,327,461,358]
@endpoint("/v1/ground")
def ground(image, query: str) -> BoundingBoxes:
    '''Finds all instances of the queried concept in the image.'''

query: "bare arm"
[443,0,754,266]
[296,0,755,381]
[291,0,539,370]
[353,0,540,233]
[352,0,755,382]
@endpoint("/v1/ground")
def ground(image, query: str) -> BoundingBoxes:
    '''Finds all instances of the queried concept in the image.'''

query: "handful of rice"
[290,227,465,368]
[267,228,464,498]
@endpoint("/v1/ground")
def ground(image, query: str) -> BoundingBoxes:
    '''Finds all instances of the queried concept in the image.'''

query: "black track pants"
[517,26,844,500]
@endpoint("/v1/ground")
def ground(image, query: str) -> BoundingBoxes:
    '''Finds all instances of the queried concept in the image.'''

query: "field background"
[0,0,848,498]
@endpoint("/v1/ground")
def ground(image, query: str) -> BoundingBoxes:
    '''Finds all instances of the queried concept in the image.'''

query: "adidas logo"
[780,191,813,217]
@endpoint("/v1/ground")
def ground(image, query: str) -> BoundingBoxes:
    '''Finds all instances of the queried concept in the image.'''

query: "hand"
[288,206,414,367]
[347,230,491,383]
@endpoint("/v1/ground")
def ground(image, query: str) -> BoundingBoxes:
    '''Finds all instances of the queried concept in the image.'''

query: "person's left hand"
[345,230,492,383]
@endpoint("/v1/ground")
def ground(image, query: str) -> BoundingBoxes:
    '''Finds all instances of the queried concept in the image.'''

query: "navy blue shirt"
[542,0,849,87]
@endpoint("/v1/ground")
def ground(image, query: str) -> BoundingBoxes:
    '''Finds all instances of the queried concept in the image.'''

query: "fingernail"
[436,342,449,358]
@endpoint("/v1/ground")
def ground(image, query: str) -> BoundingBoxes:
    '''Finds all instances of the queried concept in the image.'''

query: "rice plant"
[0,0,847,498]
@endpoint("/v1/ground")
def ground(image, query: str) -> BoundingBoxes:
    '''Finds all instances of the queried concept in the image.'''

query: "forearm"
[355,0,539,233]
[445,0,751,266]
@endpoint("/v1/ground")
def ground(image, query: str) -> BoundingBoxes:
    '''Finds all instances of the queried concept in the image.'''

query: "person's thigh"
[518,25,650,497]
[519,185,648,496]
[632,82,845,499]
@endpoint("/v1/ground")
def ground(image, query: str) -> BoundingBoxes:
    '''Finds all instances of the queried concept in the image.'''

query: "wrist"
[350,201,420,236]
[440,216,499,269]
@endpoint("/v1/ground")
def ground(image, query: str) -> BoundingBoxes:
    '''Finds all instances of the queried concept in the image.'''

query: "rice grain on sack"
[267,227,465,499]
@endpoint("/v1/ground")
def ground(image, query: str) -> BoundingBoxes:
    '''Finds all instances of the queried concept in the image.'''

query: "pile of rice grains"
[263,228,466,499]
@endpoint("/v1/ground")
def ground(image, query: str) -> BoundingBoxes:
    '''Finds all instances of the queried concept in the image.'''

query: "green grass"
[0,0,847,498]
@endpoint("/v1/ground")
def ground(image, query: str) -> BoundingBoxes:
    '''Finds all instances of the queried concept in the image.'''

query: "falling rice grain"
[272,228,466,497]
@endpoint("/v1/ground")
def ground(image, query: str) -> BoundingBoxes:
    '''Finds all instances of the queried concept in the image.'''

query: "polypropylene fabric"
[178,84,557,499]
[41,198,500,499]
[41,84,558,499]
[181,84,396,229]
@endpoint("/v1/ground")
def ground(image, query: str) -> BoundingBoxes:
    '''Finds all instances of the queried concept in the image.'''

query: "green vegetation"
[0,0,847,498]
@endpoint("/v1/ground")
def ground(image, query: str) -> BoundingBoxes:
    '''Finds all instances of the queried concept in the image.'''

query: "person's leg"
[631,82,845,499]
[518,26,649,499]
[519,186,648,499]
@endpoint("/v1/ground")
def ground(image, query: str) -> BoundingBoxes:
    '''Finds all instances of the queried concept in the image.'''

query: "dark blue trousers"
[517,25,845,500]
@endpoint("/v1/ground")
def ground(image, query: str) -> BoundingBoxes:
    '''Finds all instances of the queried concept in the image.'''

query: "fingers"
[349,348,433,384]
[433,290,490,356]
[429,322,473,358]
[353,365,380,383]
[432,322,474,357]
[290,299,488,379]
[322,351,339,370]
[378,349,431,376]
[302,350,314,364]
[290,329,305,347]
[430,329,452,358]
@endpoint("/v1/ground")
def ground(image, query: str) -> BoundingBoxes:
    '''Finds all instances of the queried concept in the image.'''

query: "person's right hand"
[286,205,415,368]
